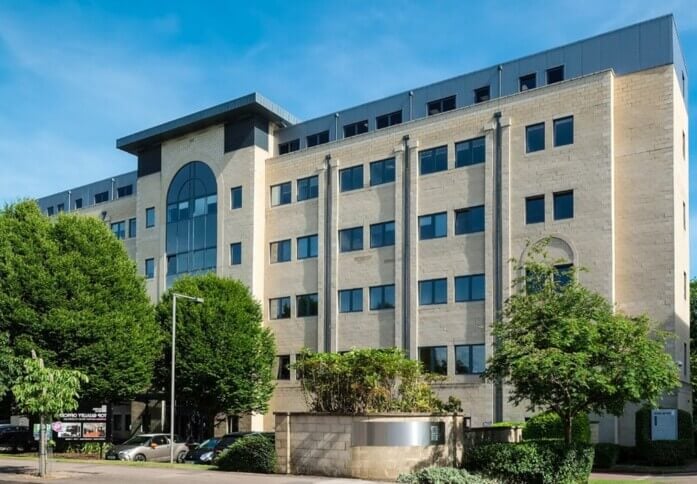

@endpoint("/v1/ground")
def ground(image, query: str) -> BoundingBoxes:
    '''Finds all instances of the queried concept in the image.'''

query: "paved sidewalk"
[591,471,697,482]
[0,457,378,483]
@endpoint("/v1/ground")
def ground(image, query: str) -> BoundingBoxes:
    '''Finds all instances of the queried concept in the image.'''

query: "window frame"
[279,139,300,155]
[370,221,395,248]
[297,234,318,259]
[427,95,456,116]
[111,221,126,240]
[276,355,291,380]
[419,212,447,240]
[145,258,155,279]
[455,344,485,375]
[455,274,485,302]
[145,207,155,228]
[418,346,448,375]
[343,120,369,138]
[525,122,545,153]
[553,116,574,147]
[306,130,329,148]
[74,198,83,210]
[553,190,574,220]
[117,185,133,198]
[339,226,363,252]
[270,239,292,263]
[419,278,448,306]
[419,145,448,175]
[340,165,364,192]
[376,110,402,129]
[455,137,485,168]
[296,293,318,317]
[94,191,109,204]
[128,218,137,238]
[525,195,545,224]
[230,242,242,265]
[339,288,363,313]
[369,284,395,310]
[546,65,565,84]
[454,205,485,235]
[230,186,243,209]
[519,73,537,91]
[271,182,292,207]
[474,85,490,103]
[297,175,319,201]
[269,296,291,320]
[369,157,396,186]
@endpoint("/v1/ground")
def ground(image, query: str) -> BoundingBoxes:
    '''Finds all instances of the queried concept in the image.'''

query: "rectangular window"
[553,116,574,146]
[427,95,456,115]
[370,221,395,248]
[94,191,109,204]
[297,175,319,201]
[117,185,133,198]
[519,73,537,91]
[270,239,291,263]
[277,355,291,380]
[230,242,241,265]
[455,274,485,302]
[554,264,573,288]
[124,414,131,431]
[145,258,155,279]
[339,226,363,252]
[57,203,65,213]
[553,191,574,220]
[340,165,364,192]
[370,284,395,310]
[419,278,447,305]
[526,123,545,153]
[279,139,300,155]
[230,186,242,209]
[145,207,155,228]
[376,110,402,129]
[111,221,126,240]
[455,344,485,374]
[339,288,363,313]
[526,195,545,224]
[343,120,369,138]
[419,346,447,375]
[297,234,318,259]
[546,65,564,84]
[455,137,485,167]
[297,293,318,317]
[455,205,485,235]
[370,158,395,186]
[419,146,448,175]
[74,198,83,209]
[474,85,490,103]
[46,206,54,216]
[269,297,291,320]
[271,182,292,206]
[306,130,329,148]
[419,212,447,240]
[128,218,137,238]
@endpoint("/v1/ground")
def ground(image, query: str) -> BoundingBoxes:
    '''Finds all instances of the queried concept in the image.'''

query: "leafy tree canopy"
[484,240,680,444]
[0,201,161,402]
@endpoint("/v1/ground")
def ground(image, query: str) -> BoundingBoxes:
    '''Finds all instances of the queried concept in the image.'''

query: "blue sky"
[1,0,696,272]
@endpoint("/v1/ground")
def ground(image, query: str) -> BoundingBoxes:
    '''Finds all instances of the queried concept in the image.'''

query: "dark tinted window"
[339,288,363,313]
[74,198,83,209]
[340,165,363,192]
[297,293,318,317]
[297,176,319,201]
[419,346,447,375]
[370,284,395,310]
[455,206,485,234]
[427,95,456,115]
[94,191,109,204]
[526,123,545,153]
[376,110,402,129]
[419,278,447,305]
[128,218,137,238]
[474,86,490,103]
[455,137,485,167]
[270,239,291,263]
[547,65,564,84]
[230,242,241,265]
[455,344,485,374]
[307,130,329,147]
[339,227,363,252]
[343,120,369,138]
[370,221,395,248]
[145,258,155,279]
[271,182,292,206]
[231,186,242,209]
[519,73,536,91]
[270,297,291,319]
[46,206,54,216]
[419,146,448,175]
[370,158,395,186]
[117,185,133,198]
[279,139,300,155]
[554,263,573,288]
[553,191,574,220]
[56,203,64,213]
[553,116,574,146]
[526,195,545,224]
[146,207,155,227]
[277,355,291,380]
[419,212,447,239]
[297,234,318,259]
[455,274,485,302]
[111,221,125,240]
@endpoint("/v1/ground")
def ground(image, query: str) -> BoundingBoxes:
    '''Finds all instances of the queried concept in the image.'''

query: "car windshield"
[199,438,218,449]
[123,435,150,446]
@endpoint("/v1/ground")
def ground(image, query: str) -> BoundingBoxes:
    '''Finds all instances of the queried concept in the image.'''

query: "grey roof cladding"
[37,171,138,214]
[275,14,685,150]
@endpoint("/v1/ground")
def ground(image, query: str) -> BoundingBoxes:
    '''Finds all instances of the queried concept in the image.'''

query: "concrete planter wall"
[463,426,523,449]
[275,412,468,480]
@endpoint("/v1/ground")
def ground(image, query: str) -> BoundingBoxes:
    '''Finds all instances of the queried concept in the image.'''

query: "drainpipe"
[493,111,503,423]
[324,154,333,353]
[111,178,115,201]
[408,91,414,121]
[402,135,411,357]
[334,113,339,141]
[67,190,71,212]
[497,65,503,98]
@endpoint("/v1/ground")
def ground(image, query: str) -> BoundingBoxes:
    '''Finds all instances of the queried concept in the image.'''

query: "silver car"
[105,433,189,462]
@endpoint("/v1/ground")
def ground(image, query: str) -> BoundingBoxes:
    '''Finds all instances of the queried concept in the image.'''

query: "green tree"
[0,201,161,402]
[155,274,275,434]
[12,356,87,477]
[484,240,680,444]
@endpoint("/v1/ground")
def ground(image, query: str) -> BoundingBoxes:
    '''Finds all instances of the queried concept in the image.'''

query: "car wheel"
[176,451,187,463]
[14,444,25,453]
[133,453,146,462]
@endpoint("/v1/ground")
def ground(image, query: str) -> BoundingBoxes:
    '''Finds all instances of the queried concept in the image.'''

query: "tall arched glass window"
[166,161,217,286]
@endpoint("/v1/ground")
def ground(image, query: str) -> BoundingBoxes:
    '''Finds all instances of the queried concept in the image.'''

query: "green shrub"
[635,408,694,465]
[215,434,276,473]
[464,441,594,484]
[491,421,525,428]
[522,411,590,443]
[593,443,620,469]
[397,467,493,484]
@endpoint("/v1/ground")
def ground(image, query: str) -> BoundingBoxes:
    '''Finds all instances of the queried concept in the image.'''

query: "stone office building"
[38,15,689,445]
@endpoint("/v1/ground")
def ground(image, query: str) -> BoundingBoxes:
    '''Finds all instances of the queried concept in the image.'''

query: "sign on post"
[55,404,107,441]
[651,409,677,441]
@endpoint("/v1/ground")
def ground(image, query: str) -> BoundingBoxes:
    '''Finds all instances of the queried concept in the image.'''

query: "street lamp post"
[170,292,204,464]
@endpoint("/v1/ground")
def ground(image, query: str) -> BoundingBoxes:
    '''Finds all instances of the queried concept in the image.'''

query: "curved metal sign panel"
[351,421,445,447]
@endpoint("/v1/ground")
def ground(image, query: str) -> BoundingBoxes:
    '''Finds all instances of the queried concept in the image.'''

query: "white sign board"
[651,409,677,441]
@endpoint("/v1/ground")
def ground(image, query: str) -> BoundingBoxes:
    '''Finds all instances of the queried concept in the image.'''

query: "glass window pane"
[472,345,485,373]
[526,196,545,224]
[554,191,574,220]
[207,194,217,214]
[435,213,446,237]
[526,123,545,153]
[471,275,485,301]
[419,281,432,305]
[455,276,470,302]
[204,247,216,268]
[434,279,447,304]
[193,197,206,217]
[455,346,471,374]
[554,117,574,146]
[352,289,362,312]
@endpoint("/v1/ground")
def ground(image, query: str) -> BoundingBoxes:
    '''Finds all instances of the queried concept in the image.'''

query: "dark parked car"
[0,427,36,453]
[182,437,219,464]
[213,432,274,458]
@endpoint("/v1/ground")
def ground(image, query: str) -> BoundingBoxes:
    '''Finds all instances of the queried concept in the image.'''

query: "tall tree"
[484,240,680,444]
[155,274,275,437]
[0,201,161,403]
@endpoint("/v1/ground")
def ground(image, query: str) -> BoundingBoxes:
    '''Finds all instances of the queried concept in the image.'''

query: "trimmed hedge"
[397,467,494,484]
[464,440,594,484]
[593,443,620,469]
[522,412,590,443]
[635,408,694,466]
[215,434,276,473]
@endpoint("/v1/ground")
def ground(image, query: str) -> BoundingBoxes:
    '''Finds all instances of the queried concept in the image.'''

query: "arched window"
[165,161,217,286]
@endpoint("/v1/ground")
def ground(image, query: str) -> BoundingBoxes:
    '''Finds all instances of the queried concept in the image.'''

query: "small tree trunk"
[39,414,46,478]
[564,415,573,445]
